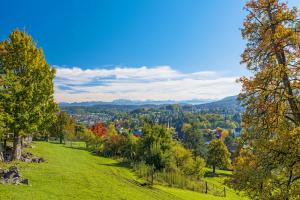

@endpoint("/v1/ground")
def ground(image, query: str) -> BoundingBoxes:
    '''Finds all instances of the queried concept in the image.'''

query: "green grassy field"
[0,142,246,200]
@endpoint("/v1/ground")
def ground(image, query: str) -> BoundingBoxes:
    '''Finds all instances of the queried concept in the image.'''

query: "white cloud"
[53,65,241,102]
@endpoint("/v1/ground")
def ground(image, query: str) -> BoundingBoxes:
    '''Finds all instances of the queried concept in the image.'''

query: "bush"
[154,171,206,192]
[192,157,206,179]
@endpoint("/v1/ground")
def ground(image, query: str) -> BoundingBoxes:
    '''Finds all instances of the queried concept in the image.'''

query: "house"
[132,129,142,137]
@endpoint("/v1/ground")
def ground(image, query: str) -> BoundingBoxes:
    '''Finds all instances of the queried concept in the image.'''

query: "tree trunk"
[213,165,216,174]
[151,171,154,186]
[44,135,49,142]
[267,4,300,125]
[3,139,6,150]
[59,136,63,144]
[13,134,22,160]
[0,142,4,162]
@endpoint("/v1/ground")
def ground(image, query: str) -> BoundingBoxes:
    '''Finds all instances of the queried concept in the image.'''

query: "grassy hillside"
[0,142,245,200]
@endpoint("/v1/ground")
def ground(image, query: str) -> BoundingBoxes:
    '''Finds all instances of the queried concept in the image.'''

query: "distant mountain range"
[60,95,242,113]
[59,98,216,107]
[195,95,242,110]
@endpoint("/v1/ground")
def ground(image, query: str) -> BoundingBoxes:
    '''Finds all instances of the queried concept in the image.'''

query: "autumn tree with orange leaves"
[231,0,300,199]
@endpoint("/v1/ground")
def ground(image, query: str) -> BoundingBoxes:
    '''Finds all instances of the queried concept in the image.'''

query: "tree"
[207,139,231,174]
[233,0,300,199]
[192,156,206,180]
[172,142,194,175]
[182,126,207,158]
[107,122,118,138]
[0,30,56,160]
[138,123,175,184]
[121,134,138,161]
[49,111,75,144]
[172,142,206,179]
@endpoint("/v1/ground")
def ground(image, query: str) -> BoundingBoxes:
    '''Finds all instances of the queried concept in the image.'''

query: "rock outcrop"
[0,166,29,185]
[20,152,45,163]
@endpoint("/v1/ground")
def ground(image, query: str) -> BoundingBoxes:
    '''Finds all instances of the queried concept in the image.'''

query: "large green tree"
[207,139,231,174]
[138,123,175,184]
[182,124,207,158]
[232,0,300,199]
[0,30,56,160]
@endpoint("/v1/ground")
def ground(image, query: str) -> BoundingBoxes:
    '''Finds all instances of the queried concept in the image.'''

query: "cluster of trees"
[231,0,300,199]
[0,30,57,160]
[79,121,231,188]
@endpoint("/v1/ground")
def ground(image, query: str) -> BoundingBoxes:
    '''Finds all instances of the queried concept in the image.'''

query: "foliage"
[207,139,231,174]
[82,127,104,153]
[107,122,118,138]
[171,142,206,179]
[193,157,206,180]
[48,111,75,143]
[137,123,175,175]
[0,111,5,139]
[182,125,207,158]
[0,30,56,159]
[232,0,300,199]
[172,142,194,175]
[119,133,138,161]
[103,134,127,157]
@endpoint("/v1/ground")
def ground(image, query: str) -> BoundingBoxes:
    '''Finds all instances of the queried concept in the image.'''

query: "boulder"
[3,147,13,161]
[20,178,29,185]
[20,152,45,163]
[0,166,28,185]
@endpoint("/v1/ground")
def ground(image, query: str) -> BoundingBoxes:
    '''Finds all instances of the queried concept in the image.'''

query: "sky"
[1,0,299,102]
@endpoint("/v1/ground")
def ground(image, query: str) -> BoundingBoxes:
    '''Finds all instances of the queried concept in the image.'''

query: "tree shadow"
[205,171,232,178]
[98,161,131,169]
[64,145,87,151]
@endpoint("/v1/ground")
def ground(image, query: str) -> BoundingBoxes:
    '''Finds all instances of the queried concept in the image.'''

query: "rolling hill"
[0,142,245,200]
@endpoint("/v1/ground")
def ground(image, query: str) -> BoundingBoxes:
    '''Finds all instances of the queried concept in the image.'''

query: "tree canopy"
[207,139,231,174]
[0,30,57,159]
[233,0,300,199]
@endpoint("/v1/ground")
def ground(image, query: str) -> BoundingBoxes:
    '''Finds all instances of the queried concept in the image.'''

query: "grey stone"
[20,178,29,185]
[1,166,29,185]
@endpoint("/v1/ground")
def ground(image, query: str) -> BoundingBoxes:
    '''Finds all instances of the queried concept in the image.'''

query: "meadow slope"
[0,142,245,200]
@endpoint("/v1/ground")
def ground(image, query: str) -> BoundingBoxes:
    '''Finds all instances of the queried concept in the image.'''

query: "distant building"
[132,129,142,137]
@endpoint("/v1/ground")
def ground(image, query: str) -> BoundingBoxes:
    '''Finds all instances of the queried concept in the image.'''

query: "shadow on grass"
[204,171,232,178]
[48,141,64,145]
[98,161,131,169]
[64,145,88,151]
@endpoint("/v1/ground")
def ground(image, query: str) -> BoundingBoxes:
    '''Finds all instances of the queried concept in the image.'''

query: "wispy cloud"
[53,66,241,102]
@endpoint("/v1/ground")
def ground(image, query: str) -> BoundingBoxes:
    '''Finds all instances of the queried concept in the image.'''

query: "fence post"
[205,181,208,194]
[223,187,226,197]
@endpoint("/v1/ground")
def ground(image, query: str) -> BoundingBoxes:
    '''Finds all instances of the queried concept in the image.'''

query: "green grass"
[202,168,245,200]
[0,142,246,200]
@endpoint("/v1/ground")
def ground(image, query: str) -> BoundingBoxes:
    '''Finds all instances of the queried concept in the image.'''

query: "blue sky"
[1,0,299,102]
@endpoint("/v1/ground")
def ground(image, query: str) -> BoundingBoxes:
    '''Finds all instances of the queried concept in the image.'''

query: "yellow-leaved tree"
[231,0,300,199]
